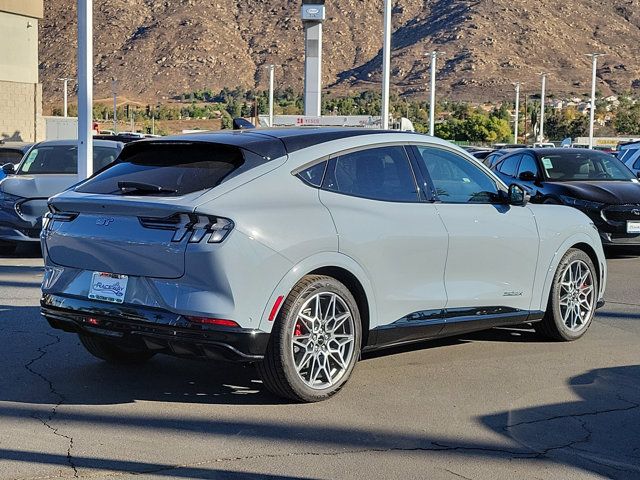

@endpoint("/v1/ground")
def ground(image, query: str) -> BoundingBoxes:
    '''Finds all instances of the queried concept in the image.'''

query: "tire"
[0,241,16,255]
[79,334,155,364]
[257,275,362,402]
[535,248,598,341]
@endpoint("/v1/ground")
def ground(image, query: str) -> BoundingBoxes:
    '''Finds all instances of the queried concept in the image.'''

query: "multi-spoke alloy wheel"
[535,248,598,341]
[258,275,362,402]
[291,292,356,389]
[558,259,595,332]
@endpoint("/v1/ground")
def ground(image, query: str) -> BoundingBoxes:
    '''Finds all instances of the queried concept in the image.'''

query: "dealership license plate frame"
[627,221,640,234]
[88,272,129,304]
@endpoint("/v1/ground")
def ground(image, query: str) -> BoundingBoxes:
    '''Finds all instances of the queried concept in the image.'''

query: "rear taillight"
[139,213,234,244]
[43,208,79,230]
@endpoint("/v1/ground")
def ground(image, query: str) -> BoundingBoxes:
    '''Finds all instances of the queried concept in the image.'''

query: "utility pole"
[268,64,275,127]
[513,82,521,144]
[538,73,547,142]
[428,51,442,136]
[77,0,93,180]
[523,93,528,142]
[587,53,605,149]
[59,78,73,117]
[112,78,118,134]
[381,0,392,129]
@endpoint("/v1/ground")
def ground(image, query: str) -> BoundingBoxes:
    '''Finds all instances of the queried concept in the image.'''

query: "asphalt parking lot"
[0,247,639,480]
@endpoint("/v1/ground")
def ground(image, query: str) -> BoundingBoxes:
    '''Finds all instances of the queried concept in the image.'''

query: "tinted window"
[497,154,520,177]
[484,153,502,168]
[297,161,327,187]
[540,151,635,181]
[323,146,418,202]
[416,146,500,204]
[17,145,118,175]
[77,143,255,196]
[517,154,539,178]
[0,150,23,164]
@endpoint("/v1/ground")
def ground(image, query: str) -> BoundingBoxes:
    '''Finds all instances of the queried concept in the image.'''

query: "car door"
[411,145,540,333]
[318,145,449,344]
[493,153,522,185]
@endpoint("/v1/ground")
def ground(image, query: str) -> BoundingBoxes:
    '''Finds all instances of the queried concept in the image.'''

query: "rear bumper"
[41,294,269,362]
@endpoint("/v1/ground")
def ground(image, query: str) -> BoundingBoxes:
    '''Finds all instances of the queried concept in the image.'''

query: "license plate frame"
[627,221,640,234]
[88,272,129,304]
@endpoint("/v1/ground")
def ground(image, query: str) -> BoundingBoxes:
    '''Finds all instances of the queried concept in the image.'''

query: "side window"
[297,161,327,187]
[630,151,640,170]
[497,154,521,177]
[416,146,500,204]
[517,154,540,178]
[322,146,419,202]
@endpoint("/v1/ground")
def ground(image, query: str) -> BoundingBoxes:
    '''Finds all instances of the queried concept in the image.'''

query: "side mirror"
[518,171,537,182]
[508,184,529,207]
[2,163,15,175]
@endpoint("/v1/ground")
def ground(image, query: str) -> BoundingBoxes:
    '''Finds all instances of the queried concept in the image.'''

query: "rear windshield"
[0,150,23,164]
[76,142,254,196]
[17,145,119,174]
[541,151,635,182]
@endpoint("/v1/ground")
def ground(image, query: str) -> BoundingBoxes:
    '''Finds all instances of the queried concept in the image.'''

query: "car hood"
[0,174,76,199]
[556,181,640,205]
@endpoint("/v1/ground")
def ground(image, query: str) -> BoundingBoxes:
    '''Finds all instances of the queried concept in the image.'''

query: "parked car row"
[37,129,607,402]
[0,139,123,254]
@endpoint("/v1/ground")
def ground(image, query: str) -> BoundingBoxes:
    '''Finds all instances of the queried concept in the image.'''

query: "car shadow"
[482,365,640,480]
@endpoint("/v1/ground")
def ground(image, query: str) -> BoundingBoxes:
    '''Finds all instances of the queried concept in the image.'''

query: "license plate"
[89,272,128,304]
[627,221,640,234]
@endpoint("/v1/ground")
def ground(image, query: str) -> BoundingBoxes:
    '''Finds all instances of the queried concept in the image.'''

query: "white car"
[0,139,123,253]
[618,141,640,177]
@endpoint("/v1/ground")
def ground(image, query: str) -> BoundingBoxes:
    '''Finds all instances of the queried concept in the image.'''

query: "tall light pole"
[538,73,547,142]
[381,0,392,129]
[77,0,93,180]
[513,82,521,144]
[59,78,73,117]
[267,64,275,127]
[428,51,441,136]
[112,78,117,134]
[587,53,605,149]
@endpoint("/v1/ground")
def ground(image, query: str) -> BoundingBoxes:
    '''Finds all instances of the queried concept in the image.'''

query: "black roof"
[137,128,403,159]
[527,148,613,157]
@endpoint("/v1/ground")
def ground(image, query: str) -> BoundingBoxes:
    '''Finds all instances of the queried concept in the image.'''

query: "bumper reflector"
[186,317,240,328]
[268,296,285,322]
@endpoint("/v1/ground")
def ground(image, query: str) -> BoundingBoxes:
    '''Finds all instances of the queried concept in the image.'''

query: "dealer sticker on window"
[542,157,554,170]
[88,272,128,304]
[627,221,640,234]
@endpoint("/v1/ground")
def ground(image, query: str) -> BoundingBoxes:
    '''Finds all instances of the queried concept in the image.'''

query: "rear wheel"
[79,334,155,364]
[257,275,362,402]
[535,249,598,341]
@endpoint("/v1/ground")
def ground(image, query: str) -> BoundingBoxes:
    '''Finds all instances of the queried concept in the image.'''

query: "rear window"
[17,145,119,174]
[0,150,24,164]
[76,142,256,196]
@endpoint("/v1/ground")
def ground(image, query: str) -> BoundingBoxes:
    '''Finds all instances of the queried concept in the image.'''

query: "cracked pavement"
[0,250,639,480]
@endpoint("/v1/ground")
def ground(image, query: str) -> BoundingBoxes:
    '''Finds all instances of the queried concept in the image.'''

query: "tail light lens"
[139,213,234,244]
[43,207,79,230]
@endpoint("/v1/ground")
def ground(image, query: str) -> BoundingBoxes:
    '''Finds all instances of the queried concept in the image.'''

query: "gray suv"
[40,129,606,402]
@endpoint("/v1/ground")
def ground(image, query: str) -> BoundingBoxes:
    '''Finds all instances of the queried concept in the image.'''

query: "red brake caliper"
[294,322,303,337]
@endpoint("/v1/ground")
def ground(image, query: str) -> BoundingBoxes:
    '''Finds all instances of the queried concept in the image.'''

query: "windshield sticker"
[541,157,554,170]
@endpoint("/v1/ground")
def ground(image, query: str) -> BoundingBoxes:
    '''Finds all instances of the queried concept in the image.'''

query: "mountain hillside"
[39,0,640,107]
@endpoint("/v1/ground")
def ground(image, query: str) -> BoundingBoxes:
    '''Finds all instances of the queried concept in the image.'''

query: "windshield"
[17,145,119,175]
[541,151,635,182]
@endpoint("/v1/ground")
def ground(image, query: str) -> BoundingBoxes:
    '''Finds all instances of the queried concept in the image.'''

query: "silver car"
[40,129,607,402]
[0,139,123,253]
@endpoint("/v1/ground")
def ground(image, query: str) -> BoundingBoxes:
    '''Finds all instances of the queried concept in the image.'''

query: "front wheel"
[257,275,362,402]
[535,249,598,341]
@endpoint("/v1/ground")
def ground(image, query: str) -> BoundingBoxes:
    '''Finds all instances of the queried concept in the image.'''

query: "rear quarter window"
[76,142,263,196]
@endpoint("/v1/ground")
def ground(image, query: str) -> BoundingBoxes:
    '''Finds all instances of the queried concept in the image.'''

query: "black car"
[483,148,524,169]
[491,148,640,247]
